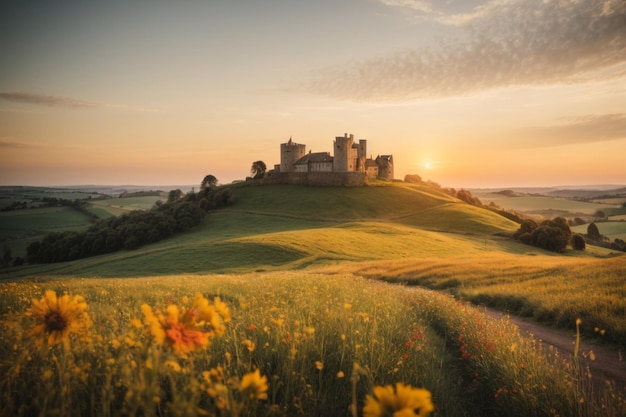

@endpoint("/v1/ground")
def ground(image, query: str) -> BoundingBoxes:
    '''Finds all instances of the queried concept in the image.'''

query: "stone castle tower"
[280,138,306,173]
[333,133,367,172]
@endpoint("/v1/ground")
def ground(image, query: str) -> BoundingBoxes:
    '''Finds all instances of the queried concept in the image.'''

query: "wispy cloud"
[509,113,626,148]
[0,139,36,149]
[0,92,159,112]
[304,0,626,101]
[379,0,433,13]
[0,92,100,108]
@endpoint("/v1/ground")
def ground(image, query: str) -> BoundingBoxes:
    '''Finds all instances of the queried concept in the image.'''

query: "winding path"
[483,308,626,393]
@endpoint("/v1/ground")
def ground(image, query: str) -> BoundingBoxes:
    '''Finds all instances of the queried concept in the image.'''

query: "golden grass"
[340,254,626,347]
[2,272,624,416]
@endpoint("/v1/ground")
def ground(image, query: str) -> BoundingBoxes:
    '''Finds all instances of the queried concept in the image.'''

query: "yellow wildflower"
[242,339,256,352]
[27,290,92,349]
[239,369,269,401]
[164,360,182,373]
[364,383,434,417]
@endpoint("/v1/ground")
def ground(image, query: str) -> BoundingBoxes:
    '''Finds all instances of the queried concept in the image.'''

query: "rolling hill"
[2,182,525,278]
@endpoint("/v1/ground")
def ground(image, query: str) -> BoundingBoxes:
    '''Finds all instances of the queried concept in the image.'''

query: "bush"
[513,219,538,240]
[571,234,586,251]
[587,223,601,241]
[514,217,571,253]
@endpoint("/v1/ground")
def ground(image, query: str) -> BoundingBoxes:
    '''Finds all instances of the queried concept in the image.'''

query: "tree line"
[26,182,232,264]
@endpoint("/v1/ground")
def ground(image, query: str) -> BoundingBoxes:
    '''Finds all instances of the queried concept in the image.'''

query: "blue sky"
[1,0,625,187]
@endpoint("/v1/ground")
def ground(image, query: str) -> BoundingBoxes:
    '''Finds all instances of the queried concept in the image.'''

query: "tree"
[201,175,218,189]
[167,189,184,203]
[572,234,586,251]
[529,218,571,253]
[250,160,267,179]
[587,222,601,241]
[404,174,422,184]
[2,245,12,267]
[514,217,571,252]
[513,219,538,244]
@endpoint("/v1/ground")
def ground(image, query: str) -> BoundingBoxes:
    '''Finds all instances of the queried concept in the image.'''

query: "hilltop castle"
[263,133,393,186]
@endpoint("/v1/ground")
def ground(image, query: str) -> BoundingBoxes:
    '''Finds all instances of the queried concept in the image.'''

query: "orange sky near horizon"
[1,1,625,189]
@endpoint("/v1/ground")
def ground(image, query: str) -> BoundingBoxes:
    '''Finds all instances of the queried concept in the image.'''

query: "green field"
[0,192,166,259]
[88,195,164,218]
[475,193,621,215]
[572,221,626,241]
[0,206,93,239]
[0,186,99,209]
[1,182,625,416]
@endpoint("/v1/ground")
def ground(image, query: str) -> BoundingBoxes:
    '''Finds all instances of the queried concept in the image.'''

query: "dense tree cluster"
[513,217,572,252]
[26,185,232,264]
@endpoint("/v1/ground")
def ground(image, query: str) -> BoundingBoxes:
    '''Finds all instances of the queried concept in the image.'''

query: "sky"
[1,0,625,189]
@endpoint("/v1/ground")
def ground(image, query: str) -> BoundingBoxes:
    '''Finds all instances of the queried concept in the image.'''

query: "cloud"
[379,0,433,13]
[0,92,101,108]
[509,113,626,148]
[0,140,35,149]
[304,0,626,101]
[0,92,159,112]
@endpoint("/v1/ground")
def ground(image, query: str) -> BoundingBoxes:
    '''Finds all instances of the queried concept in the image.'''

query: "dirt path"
[483,308,626,392]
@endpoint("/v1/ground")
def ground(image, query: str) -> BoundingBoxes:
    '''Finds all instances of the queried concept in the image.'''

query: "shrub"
[587,223,601,241]
[513,219,538,240]
[514,217,571,253]
[571,234,586,251]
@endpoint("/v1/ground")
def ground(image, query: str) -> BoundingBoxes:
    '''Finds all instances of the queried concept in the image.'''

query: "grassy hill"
[2,182,522,277]
[3,182,623,342]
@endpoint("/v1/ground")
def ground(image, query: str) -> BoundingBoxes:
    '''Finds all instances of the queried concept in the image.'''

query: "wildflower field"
[2,273,624,417]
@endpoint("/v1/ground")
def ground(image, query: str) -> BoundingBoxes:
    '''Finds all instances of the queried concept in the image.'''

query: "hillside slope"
[2,182,522,277]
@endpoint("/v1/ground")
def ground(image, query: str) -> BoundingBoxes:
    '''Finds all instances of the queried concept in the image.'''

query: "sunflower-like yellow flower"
[363,383,434,417]
[141,294,230,357]
[27,290,92,349]
[239,369,269,401]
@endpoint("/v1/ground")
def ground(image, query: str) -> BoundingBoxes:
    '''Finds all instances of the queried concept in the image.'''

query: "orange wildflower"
[141,294,230,357]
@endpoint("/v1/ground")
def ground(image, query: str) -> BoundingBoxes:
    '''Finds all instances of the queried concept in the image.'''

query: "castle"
[263,133,393,186]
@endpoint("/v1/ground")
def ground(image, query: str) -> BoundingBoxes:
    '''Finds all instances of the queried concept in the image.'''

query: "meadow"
[1,182,625,416]
[2,273,624,417]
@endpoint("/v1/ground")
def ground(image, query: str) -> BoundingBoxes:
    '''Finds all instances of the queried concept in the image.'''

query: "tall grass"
[351,254,626,348]
[1,273,624,416]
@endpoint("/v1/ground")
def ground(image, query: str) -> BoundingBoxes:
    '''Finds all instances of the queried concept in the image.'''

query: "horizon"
[2,181,626,193]
[1,1,625,188]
